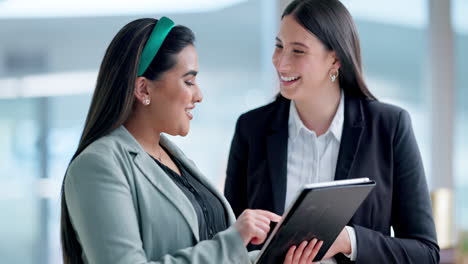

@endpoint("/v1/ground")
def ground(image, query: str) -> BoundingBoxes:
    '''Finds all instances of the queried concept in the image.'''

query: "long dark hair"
[60,18,195,264]
[282,0,376,100]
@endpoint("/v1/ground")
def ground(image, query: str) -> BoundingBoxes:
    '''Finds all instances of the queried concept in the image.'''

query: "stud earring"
[143,98,150,105]
[330,69,339,83]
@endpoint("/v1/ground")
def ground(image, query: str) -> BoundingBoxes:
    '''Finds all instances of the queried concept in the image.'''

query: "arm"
[353,110,439,263]
[225,115,249,217]
[65,151,250,264]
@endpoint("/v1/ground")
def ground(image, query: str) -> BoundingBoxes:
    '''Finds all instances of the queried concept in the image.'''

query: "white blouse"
[285,91,356,262]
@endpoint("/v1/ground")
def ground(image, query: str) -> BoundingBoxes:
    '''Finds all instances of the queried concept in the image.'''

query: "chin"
[179,130,189,137]
[279,86,298,100]
[166,128,189,137]
[179,124,190,137]
[167,121,190,137]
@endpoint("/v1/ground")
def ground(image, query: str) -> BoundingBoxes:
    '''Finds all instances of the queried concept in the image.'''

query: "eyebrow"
[182,70,198,77]
[275,37,309,49]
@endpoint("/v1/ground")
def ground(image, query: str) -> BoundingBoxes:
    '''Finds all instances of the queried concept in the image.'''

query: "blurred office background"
[0,0,466,263]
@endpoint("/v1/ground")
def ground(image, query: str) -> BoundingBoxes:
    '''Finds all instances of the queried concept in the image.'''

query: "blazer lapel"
[266,96,290,215]
[160,135,237,225]
[132,152,200,241]
[334,95,365,181]
[113,127,200,241]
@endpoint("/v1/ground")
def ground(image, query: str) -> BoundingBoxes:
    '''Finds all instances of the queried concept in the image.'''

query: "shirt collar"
[288,90,344,142]
[329,90,344,142]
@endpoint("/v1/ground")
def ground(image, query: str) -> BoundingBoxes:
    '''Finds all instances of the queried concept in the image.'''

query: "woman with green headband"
[59,17,322,264]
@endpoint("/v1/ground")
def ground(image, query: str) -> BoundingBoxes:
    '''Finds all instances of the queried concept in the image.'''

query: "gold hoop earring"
[329,69,339,83]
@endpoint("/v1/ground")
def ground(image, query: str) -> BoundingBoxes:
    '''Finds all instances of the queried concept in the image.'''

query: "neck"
[293,84,341,136]
[124,110,162,156]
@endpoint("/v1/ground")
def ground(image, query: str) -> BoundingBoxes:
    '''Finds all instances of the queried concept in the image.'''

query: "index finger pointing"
[252,210,282,222]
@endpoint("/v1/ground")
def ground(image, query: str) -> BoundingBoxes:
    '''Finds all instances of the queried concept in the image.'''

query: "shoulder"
[63,130,137,219]
[361,99,410,125]
[66,128,135,184]
[74,131,129,164]
[236,95,289,127]
[239,98,281,121]
[358,99,414,140]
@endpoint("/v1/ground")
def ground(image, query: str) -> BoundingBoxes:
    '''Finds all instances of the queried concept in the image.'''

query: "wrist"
[340,228,352,255]
[342,241,351,255]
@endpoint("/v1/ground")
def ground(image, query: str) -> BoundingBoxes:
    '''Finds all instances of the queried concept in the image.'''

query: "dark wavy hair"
[60,18,195,264]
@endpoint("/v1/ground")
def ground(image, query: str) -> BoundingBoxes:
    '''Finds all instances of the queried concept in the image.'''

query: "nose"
[193,85,203,103]
[273,51,291,72]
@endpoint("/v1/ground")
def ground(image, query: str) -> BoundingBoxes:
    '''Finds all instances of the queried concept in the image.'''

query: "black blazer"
[224,94,439,263]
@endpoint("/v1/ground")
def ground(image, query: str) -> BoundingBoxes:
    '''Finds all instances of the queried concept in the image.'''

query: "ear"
[134,76,150,104]
[330,51,341,70]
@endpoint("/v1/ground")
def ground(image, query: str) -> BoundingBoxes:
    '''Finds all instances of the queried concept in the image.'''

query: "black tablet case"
[255,180,376,263]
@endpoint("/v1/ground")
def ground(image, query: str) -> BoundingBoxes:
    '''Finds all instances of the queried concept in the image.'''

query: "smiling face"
[272,15,339,100]
[145,45,202,136]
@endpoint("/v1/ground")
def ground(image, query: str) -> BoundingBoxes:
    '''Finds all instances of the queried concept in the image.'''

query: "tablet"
[254,178,376,263]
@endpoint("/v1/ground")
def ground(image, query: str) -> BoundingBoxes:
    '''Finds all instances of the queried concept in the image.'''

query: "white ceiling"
[1,0,466,33]
[0,0,248,18]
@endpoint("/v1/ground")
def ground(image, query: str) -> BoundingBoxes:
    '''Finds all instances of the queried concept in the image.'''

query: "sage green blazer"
[65,126,253,264]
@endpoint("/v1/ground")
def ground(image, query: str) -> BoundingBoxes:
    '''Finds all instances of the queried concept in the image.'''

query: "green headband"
[137,16,175,77]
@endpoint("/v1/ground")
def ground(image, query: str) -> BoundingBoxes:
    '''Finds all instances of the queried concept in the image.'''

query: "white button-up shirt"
[285,91,357,263]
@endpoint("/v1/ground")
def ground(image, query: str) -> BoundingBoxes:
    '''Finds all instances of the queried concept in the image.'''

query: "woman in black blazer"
[224,0,439,263]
